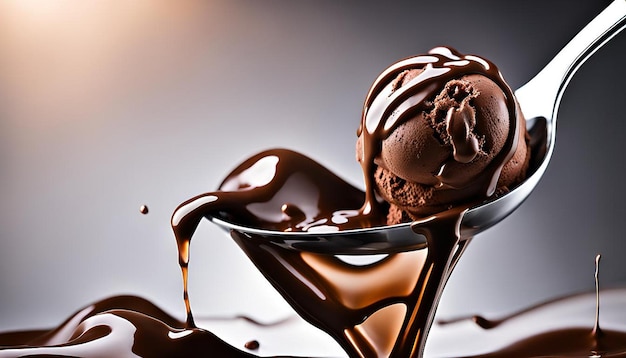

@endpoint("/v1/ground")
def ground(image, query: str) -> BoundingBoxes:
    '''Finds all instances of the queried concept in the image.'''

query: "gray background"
[1,0,624,339]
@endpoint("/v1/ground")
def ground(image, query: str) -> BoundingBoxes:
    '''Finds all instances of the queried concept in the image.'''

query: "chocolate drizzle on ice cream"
[357,47,529,221]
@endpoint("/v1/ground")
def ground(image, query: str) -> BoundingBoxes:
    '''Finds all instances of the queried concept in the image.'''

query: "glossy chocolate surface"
[1,46,624,357]
[1,148,626,357]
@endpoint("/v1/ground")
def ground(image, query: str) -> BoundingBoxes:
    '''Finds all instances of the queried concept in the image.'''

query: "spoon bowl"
[465,0,626,236]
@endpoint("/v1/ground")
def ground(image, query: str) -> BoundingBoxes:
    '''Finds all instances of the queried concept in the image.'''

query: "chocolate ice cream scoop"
[356,47,530,222]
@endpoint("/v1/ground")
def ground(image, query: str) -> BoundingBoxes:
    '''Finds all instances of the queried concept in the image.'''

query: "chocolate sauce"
[432,256,626,357]
[2,148,626,357]
[166,148,465,357]
[594,254,603,337]
[0,296,258,357]
[3,289,626,357]
[244,340,260,350]
[469,328,626,357]
[1,47,625,357]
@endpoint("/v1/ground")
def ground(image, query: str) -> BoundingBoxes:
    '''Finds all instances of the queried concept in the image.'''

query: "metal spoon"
[209,0,626,254]
[464,0,626,235]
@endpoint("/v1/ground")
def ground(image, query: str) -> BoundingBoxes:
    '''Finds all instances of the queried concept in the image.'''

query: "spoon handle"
[515,0,626,121]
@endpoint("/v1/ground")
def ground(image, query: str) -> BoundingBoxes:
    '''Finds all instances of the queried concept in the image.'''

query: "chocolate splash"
[2,149,626,357]
[1,46,624,358]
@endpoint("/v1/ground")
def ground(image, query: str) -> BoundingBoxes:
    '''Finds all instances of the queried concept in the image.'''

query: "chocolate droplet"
[244,340,260,350]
